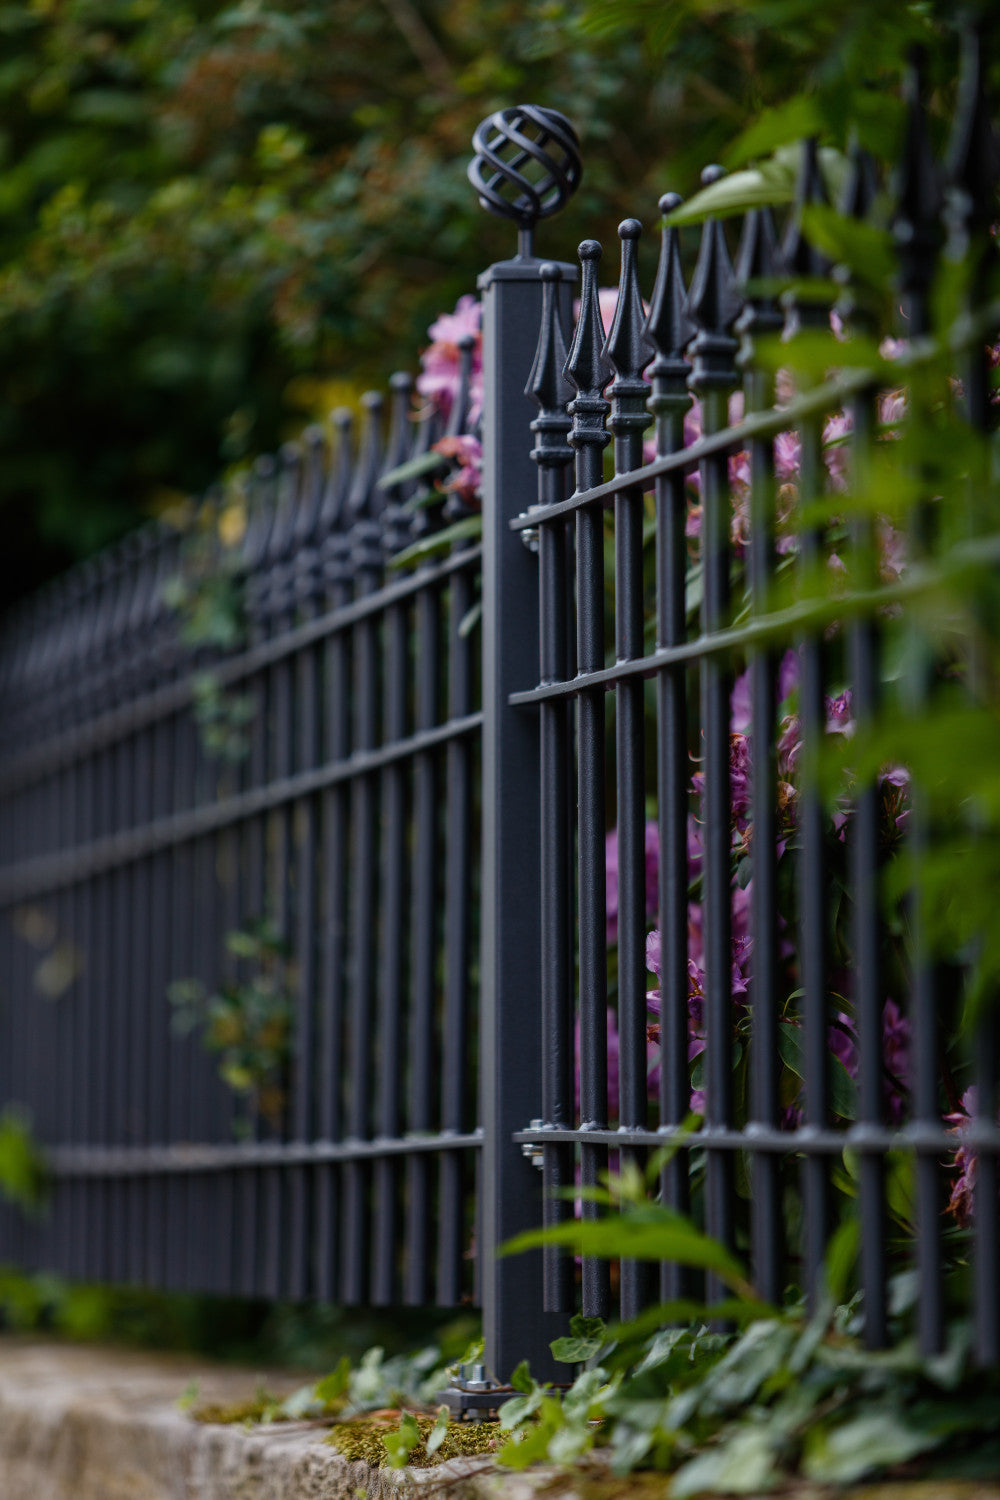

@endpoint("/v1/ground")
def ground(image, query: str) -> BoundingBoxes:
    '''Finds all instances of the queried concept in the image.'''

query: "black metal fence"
[1,38,999,1381]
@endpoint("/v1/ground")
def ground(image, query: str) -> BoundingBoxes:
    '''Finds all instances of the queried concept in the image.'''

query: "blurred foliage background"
[0,0,985,605]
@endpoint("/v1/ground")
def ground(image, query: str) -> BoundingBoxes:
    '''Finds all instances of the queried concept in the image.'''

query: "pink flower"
[417,294,484,426]
[432,433,482,507]
[822,410,853,491]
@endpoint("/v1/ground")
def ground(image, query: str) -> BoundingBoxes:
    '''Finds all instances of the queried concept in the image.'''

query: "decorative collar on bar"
[469,105,581,258]
[685,166,742,395]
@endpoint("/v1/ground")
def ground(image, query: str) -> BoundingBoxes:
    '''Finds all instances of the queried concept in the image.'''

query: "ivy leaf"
[551,1312,607,1363]
[670,1421,781,1498]
[314,1356,351,1407]
[383,1412,422,1470]
[802,1405,944,1483]
[501,1213,757,1301]
[425,1406,450,1456]
[509,1359,535,1394]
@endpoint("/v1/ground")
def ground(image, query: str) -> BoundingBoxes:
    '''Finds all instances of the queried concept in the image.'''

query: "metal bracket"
[520,1118,545,1170]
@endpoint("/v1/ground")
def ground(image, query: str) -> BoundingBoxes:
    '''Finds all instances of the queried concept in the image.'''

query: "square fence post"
[470,105,582,1383]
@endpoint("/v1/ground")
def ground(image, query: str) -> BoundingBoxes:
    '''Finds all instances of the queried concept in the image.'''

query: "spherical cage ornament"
[468,105,581,231]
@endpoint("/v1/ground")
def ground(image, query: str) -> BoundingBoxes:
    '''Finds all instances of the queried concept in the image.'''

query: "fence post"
[469,106,580,1381]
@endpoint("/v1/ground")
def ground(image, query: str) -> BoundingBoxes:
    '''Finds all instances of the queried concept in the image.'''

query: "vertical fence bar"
[606,220,654,1320]
[315,412,352,1303]
[687,173,742,1292]
[895,54,946,1355]
[734,206,785,1307]
[781,140,834,1301]
[342,394,384,1306]
[566,240,613,1322]
[528,262,576,1314]
[645,196,697,1302]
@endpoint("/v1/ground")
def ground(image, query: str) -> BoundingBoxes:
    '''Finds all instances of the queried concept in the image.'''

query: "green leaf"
[671,1422,781,1498]
[724,95,826,169]
[0,1106,48,1214]
[799,204,894,290]
[777,1019,857,1120]
[383,1412,422,1469]
[388,514,482,570]
[501,1212,756,1299]
[803,1406,944,1483]
[509,1359,535,1394]
[377,449,447,490]
[425,1406,450,1455]
[314,1356,351,1407]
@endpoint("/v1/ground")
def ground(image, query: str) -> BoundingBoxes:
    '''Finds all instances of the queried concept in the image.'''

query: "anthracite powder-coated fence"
[1,37,999,1382]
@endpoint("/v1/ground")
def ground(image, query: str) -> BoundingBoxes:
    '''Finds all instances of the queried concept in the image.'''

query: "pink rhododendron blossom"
[432,433,482,507]
[417,294,484,426]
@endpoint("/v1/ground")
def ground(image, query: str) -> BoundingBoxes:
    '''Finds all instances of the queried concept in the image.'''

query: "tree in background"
[0,0,982,603]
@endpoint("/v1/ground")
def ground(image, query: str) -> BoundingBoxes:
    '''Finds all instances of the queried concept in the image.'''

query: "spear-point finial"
[945,19,997,260]
[686,167,742,394]
[526,262,574,479]
[294,425,328,549]
[645,193,696,378]
[780,139,831,280]
[893,46,943,335]
[469,104,582,258]
[565,240,612,492]
[606,219,654,466]
[834,139,881,335]
[347,391,385,523]
[381,372,416,557]
[779,139,833,335]
[349,391,386,580]
[735,205,783,360]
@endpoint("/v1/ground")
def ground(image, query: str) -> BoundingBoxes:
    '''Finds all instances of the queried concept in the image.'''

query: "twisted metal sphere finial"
[468,105,581,257]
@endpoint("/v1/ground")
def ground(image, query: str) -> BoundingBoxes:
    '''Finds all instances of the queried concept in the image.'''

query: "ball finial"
[469,105,582,257]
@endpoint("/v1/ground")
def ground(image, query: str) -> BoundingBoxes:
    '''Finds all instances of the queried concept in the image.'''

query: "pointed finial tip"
[539,262,561,282]
[579,239,602,261]
[303,424,325,447]
[389,371,413,392]
[701,164,725,186]
[253,454,276,479]
[619,218,642,240]
[331,407,353,428]
[659,192,683,215]
[456,332,477,348]
[279,441,301,466]
[361,390,382,411]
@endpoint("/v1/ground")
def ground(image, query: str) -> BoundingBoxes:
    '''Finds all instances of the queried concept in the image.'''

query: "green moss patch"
[191,1391,288,1425]
[327,1414,501,1468]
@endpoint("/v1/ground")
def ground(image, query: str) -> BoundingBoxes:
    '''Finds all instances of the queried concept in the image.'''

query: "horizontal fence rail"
[1,31,999,1386]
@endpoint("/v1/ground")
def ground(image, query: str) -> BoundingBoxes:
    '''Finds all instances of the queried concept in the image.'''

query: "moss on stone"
[326,1414,501,1468]
[191,1391,287,1425]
